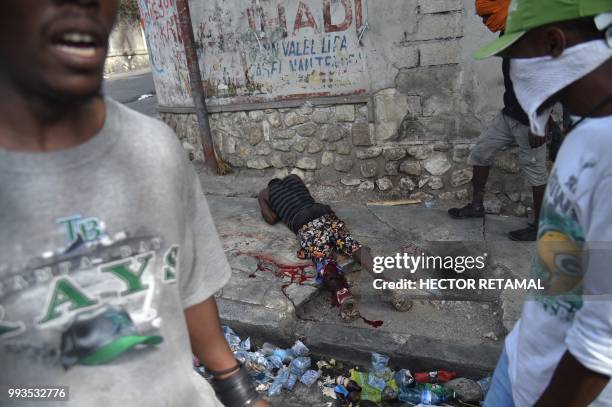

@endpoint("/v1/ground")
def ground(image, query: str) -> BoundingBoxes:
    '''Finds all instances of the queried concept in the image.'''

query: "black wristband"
[208,361,241,377]
[212,366,261,407]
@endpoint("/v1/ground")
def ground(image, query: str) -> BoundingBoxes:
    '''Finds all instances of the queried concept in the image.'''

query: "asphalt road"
[103,69,158,117]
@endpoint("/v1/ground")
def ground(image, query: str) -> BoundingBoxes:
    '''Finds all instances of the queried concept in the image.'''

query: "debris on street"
[193,326,493,406]
[137,93,154,101]
[365,200,422,207]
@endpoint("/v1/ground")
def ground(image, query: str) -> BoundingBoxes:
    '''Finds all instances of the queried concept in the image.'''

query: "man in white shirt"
[473,0,612,406]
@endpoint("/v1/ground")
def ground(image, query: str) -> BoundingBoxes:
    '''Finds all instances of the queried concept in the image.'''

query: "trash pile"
[193,327,320,397]
[193,326,492,406]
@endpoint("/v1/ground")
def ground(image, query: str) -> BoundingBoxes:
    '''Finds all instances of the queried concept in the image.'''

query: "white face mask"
[510,39,612,136]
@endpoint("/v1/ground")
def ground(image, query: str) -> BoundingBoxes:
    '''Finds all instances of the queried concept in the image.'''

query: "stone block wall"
[161,100,537,218]
[157,0,537,218]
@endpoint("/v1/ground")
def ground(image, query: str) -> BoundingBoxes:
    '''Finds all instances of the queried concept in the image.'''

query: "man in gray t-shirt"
[0,1,268,407]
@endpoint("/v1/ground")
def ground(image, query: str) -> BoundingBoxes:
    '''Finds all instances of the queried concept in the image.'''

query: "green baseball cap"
[61,305,163,369]
[474,0,612,59]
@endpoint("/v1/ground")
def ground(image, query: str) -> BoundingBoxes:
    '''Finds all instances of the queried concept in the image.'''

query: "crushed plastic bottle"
[268,347,292,369]
[274,348,292,363]
[417,383,455,404]
[234,350,249,364]
[261,342,276,356]
[300,370,320,386]
[284,356,311,391]
[398,387,449,405]
[250,371,273,386]
[399,388,423,404]
[267,355,283,369]
[367,373,387,391]
[245,351,272,372]
[336,376,362,393]
[238,337,251,352]
[334,384,350,399]
[382,385,398,401]
[370,353,390,373]
[286,373,299,390]
[395,369,415,391]
[291,340,310,357]
[290,356,311,372]
[222,326,241,351]
[370,352,393,382]
[350,369,390,402]
[421,388,443,405]
[268,367,289,397]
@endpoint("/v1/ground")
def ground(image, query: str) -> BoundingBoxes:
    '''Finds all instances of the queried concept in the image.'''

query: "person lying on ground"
[258,174,413,316]
[0,1,268,406]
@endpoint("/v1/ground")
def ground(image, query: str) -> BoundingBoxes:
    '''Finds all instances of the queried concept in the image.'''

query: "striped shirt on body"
[268,175,332,233]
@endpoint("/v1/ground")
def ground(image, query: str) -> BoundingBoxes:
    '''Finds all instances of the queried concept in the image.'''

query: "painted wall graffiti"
[138,0,192,106]
[139,0,368,106]
[189,0,368,105]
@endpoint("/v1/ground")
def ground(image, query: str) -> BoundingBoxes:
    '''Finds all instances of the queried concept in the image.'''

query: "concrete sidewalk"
[201,172,536,379]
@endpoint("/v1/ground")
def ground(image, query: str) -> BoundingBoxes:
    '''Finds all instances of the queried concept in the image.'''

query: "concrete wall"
[105,19,150,75]
[190,0,369,104]
[143,0,537,217]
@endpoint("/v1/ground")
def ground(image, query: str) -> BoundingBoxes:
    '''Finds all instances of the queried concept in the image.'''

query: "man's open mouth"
[46,19,108,70]
[53,32,101,58]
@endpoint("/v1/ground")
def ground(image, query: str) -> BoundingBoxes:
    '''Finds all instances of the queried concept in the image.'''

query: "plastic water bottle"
[421,388,442,405]
[291,340,310,357]
[398,388,422,404]
[394,369,415,391]
[370,353,390,373]
[268,367,289,397]
[267,347,292,369]
[286,373,298,390]
[261,342,276,356]
[367,373,387,391]
[300,370,320,386]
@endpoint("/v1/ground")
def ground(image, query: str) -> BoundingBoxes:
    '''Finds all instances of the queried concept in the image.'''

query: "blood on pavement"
[359,315,383,328]
[237,252,313,286]
[237,252,383,328]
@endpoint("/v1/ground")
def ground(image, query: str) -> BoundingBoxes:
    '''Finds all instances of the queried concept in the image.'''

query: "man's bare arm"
[185,297,240,378]
[258,188,279,225]
[185,297,270,407]
[535,351,609,407]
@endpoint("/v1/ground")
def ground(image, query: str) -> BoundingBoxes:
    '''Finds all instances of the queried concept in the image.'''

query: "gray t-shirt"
[0,99,230,406]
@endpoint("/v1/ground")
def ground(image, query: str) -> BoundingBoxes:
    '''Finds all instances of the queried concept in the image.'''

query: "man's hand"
[185,298,271,406]
[529,132,546,148]
[258,188,280,225]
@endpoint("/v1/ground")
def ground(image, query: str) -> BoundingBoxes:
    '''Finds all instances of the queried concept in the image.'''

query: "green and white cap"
[474,0,612,59]
[61,305,163,369]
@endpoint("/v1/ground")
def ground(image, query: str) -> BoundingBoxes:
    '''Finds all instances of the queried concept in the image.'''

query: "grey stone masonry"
[159,2,538,218]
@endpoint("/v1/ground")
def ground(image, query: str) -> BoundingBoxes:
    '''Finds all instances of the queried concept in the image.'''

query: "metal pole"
[175,0,220,174]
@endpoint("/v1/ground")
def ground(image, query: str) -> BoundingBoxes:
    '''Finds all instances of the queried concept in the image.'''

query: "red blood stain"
[237,252,313,285]
[359,315,384,328]
[236,252,383,328]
